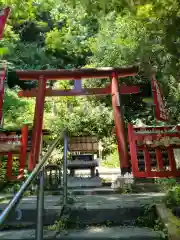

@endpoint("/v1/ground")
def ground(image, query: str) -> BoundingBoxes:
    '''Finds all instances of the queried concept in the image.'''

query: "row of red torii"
[1,66,180,180]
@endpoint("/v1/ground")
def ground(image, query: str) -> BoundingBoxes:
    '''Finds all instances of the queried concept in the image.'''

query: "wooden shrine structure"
[128,124,180,178]
[0,127,50,180]
[68,136,100,177]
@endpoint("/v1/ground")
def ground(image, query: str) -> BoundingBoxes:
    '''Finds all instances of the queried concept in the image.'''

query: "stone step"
[0,227,163,240]
[67,205,144,227]
[65,193,164,227]
[47,182,162,195]
[46,187,118,196]
[0,196,63,228]
[0,207,62,228]
[131,183,162,193]
[0,202,144,229]
[67,177,102,188]
[48,183,162,195]
[0,193,164,228]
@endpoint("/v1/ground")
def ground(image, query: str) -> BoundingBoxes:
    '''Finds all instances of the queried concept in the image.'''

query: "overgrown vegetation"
[164,185,180,209]
[0,0,180,172]
[136,203,168,239]
[155,178,177,192]
[100,147,120,168]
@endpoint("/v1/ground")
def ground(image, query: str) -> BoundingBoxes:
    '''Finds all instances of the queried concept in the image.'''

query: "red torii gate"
[16,66,139,174]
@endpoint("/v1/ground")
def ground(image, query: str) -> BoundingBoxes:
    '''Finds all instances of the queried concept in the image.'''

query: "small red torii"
[16,66,139,174]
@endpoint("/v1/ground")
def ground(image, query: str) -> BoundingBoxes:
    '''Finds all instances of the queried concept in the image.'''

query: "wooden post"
[29,76,46,171]
[155,148,164,171]
[19,124,29,177]
[111,72,130,174]
[128,123,139,176]
[143,147,151,175]
[168,146,177,174]
[6,152,13,180]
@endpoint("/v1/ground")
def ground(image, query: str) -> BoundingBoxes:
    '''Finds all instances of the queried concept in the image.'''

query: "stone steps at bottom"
[0,226,163,240]
[0,192,165,240]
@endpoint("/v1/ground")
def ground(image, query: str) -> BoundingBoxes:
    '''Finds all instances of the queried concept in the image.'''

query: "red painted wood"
[19,125,28,177]
[18,85,140,98]
[167,146,177,173]
[143,147,151,174]
[111,73,130,172]
[6,152,13,180]
[152,75,168,122]
[0,7,10,39]
[29,76,46,171]
[0,137,20,142]
[134,132,180,141]
[155,148,164,171]
[128,124,180,178]
[136,145,180,150]
[0,62,6,125]
[134,126,177,132]
[16,66,138,80]
[128,123,139,175]
[134,170,180,178]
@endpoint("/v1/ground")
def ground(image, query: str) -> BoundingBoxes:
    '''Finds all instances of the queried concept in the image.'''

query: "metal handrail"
[0,129,66,229]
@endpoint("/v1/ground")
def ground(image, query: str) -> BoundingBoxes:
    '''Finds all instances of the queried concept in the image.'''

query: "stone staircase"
[0,188,166,240]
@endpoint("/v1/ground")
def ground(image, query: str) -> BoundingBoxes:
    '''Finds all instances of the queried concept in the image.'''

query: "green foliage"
[164,185,180,208]
[101,147,120,168]
[136,204,157,228]
[136,203,168,239]
[3,89,34,129]
[0,0,180,176]
[155,178,177,191]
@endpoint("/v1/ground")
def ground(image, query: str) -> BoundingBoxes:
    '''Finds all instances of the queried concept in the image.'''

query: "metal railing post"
[35,167,45,240]
[35,135,44,240]
[63,129,68,205]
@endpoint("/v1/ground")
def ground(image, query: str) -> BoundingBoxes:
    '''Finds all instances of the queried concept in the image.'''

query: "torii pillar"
[111,72,130,175]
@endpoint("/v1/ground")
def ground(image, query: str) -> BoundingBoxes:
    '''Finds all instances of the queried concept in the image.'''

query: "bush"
[155,178,177,191]
[101,148,120,168]
[164,185,180,208]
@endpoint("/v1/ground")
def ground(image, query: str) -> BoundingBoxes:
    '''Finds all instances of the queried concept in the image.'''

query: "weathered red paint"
[134,132,180,141]
[128,123,139,175]
[18,85,140,98]
[111,72,130,173]
[29,76,46,171]
[128,123,180,178]
[19,125,28,177]
[4,125,29,180]
[143,147,151,174]
[16,66,138,80]
[0,62,6,125]
[152,75,169,122]
[168,146,177,174]
[6,152,13,180]
[155,148,164,170]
